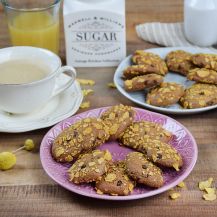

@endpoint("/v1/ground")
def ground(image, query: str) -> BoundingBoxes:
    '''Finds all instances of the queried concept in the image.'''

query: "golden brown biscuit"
[100,104,135,140]
[95,162,134,196]
[124,74,164,92]
[187,68,217,85]
[166,50,194,76]
[52,118,110,163]
[180,83,217,109]
[192,53,217,71]
[125,152,164,188]
[68,150,112,184]
[146,82,185,107]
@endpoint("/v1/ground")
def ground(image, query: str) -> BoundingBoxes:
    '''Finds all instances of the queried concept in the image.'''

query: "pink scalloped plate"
[40,107,198,200]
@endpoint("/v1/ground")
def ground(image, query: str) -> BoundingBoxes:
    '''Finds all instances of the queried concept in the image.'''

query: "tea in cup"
[0,46,76,114]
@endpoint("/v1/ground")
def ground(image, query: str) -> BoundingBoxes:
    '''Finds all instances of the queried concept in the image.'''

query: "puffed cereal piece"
[125,152,164,188]
[192,53,217,71]
[187,68,217,85]
[100,104,135,140]
[68,150,112,184]
[52,118,110,163]
[95,162,134,196]
[166,50,194,76]
[179,83,217,109]
[146,82,185,107]
[124,74,163,92]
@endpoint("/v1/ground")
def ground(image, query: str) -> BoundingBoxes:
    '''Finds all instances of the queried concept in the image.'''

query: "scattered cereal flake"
[82,89,94,97]
[24,139,35,151]
[169,192,181,200]
[0,152,16,170]
[107,82,116,88]
[77,78,95,86]
[205,187,216,194]
[199,178,213,191]
[177,181,185,188]
[96,189,103,195]
[173,163,180,171]
[80,101,90,109]
[203,193,217,201]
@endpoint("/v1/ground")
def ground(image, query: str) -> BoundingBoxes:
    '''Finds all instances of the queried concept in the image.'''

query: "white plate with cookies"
[114,47,217,115]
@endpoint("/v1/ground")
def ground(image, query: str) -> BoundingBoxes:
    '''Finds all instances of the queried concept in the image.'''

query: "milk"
[63,0,126,67]
[184,0,217,46]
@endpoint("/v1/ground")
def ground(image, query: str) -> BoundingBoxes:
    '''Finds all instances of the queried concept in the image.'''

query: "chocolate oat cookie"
[68,150,112,184]
[124,74,164,92]
[192,53,217,71]
[100,104,135,140]
[95,162,134,196]
[120,124,182,170]
[166,50,194,76]
[146,82,185,107]
[123,64,167,80]
[125,152,164,188]
[187,68,217,85]
[180,83,217,109]
[52,118,110,163]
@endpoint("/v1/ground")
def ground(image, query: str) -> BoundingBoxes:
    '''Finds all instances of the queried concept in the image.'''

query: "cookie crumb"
[169,192,181,200]
[107,82,116,88]
[80,101,90,109]
[77,78,95,86]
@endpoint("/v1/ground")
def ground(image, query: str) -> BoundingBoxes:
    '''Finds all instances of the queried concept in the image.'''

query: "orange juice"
[8,12,59,54]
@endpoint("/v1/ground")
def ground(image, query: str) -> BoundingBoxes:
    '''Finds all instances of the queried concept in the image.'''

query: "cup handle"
[52,66,77,97]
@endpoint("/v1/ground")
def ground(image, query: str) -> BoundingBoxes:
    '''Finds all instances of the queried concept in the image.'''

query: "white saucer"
[0,74,83,133]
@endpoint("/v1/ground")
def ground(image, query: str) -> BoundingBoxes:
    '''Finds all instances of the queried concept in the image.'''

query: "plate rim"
[114,46,217,115]
[40,106,198,201]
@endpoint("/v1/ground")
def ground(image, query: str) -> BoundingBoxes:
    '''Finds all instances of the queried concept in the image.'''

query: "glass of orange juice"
[2,0,60,54]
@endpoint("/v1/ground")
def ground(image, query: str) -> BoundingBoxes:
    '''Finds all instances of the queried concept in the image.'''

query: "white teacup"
[0,46,76,114]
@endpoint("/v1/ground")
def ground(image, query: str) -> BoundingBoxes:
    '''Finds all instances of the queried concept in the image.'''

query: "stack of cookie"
[122,50,217,109]
[51,104,183,196]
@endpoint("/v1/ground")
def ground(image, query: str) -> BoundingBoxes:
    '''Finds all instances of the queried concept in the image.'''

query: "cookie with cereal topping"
[179,83,217,109]
[100,104,135,140]
[120,121,172,144]
[52,118,110,163]
[123,64,167,80]
[124,74,164,92]
[146,82,185,107]
[95,162,134,196]
[187,68,217,85]
[192,53,217,71]
[68,150,112,184]
[119,124,182,169]
[125,152,164,188]
[165,50,194,76]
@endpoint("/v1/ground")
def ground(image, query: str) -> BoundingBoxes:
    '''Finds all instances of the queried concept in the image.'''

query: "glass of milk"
[184,0,217,47]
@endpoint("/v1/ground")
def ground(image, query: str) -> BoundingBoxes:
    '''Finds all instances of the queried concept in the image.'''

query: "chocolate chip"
[157,153,162,159]
[117,180,123,186]
[142,164,148,169]
[199,91,205,95]
[81,164,86,169]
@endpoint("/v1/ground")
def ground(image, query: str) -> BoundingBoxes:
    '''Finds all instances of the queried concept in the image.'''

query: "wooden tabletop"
[1,0,217,217]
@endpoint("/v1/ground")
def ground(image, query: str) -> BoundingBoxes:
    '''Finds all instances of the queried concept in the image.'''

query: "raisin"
[142,164,148,169]
[81,164,86,169]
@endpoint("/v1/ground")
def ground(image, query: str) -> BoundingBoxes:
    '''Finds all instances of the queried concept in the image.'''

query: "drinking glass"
[1,0,61,54]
